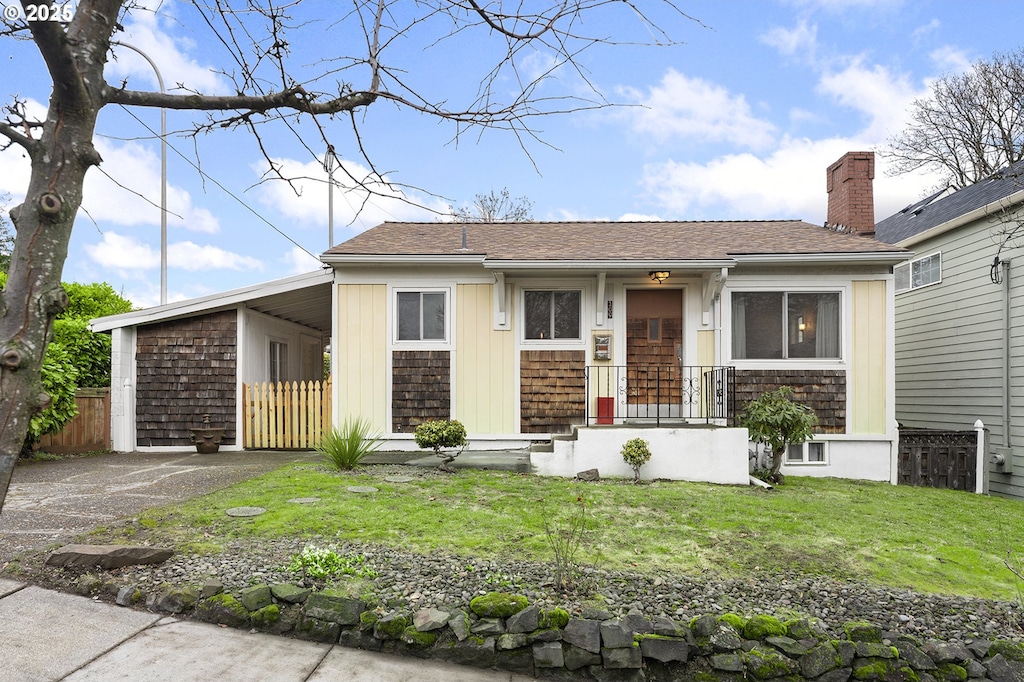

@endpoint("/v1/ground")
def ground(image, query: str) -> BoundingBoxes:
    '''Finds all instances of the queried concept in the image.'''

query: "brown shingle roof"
[325,221,907,260]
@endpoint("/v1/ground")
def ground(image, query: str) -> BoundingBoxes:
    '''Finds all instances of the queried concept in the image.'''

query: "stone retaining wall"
[82,577,1024,681]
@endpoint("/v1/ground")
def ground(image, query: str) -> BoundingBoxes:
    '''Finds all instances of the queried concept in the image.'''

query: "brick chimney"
[826,151,875,237]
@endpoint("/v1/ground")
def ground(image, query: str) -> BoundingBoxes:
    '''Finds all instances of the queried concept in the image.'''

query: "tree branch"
[102,84,378,114]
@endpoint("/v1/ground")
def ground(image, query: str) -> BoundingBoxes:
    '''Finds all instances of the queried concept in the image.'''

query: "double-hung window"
[524,290,581,340]
[894,253,941,293]
[731,291,841,360]
[397,291,446,341]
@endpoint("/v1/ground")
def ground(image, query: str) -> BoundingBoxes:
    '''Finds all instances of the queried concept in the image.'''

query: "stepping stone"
[287,497,321,504]
[383,475,415,483]
[346,486,378,494]
[46,544,174,569]
[225,506,267,517]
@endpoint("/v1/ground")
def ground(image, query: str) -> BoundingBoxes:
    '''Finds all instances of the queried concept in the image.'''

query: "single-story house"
[92,152,907,484]
[875,159,1024,498]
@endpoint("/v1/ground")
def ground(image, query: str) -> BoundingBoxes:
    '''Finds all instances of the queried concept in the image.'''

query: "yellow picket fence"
[243,380,332,449]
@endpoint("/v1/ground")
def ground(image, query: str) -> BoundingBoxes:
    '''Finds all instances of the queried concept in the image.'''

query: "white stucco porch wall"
[779,439,892,481]
[532,426,750,484]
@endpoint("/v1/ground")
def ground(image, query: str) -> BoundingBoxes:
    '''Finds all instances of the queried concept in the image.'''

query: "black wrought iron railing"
[584,365,736,426]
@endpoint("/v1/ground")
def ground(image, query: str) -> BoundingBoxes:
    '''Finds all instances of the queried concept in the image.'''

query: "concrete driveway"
[0,449,318,564]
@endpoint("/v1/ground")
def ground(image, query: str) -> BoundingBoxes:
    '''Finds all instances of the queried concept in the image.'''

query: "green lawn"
[114,464,1024,601]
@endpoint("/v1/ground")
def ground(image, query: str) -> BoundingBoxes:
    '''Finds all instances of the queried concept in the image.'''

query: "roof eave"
[321,253,486,265]
[89,268,334,332]
[732,251,909,266]
[482,259,738,271]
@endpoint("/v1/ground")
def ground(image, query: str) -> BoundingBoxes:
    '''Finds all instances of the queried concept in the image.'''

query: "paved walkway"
[0,449,537,681]
[0,579,534,681]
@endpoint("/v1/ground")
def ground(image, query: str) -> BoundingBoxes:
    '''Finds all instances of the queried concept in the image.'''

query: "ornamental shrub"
[739,386,817,484]
[317,416,382,470]
[414,419,468,472]
[621,437,652,483]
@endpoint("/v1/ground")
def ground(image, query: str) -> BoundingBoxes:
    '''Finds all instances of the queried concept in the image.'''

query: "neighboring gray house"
[875,160,1024,499]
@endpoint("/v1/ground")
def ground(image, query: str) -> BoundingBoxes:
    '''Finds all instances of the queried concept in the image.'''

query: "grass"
[100,464,1024,602]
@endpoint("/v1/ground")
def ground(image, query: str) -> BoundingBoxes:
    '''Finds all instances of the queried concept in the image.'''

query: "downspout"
[1004,260,1012,451]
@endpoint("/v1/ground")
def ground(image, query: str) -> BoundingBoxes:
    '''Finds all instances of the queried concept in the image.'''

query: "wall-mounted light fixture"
[649,270,671,284]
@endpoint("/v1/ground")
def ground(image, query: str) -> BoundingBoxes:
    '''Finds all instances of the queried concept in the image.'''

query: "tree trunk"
[0,2,115,512]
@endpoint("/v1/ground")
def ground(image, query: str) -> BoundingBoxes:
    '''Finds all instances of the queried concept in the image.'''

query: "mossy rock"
[401,625,438,648]
[250,604,281,628]
[539,607,569,630]
[374,612,411,640]
[844,621,883,643]
[933,662,967,682]
[194,593,249,628]
[469,592,528,618]
[718,613,746,631]
[742,614,786,640]
[990,640,1024,662]
[359,610,380,632]
[743,646,796,679]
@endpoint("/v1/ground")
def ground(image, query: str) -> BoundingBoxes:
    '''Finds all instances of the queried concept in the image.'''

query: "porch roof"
[90,269,334,334]
[322,220,908,265]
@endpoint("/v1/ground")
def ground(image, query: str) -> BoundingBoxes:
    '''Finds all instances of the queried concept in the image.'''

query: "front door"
[626,289,683,420]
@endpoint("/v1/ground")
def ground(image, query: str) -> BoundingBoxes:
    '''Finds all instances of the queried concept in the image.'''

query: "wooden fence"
[243,380,331,449]
[38,388,111,454]
[897,427,980,492]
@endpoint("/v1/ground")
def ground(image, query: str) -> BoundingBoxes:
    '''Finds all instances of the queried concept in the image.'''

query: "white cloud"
[252,155,448,233]
[81,139,220,233]
[108,6,227,94]
[84,231,263,273]
[816,57,922,140]
[760,20,818,57]
[283,246,323,274]
[929,45,972,75]
[622,70,777,150]
[641,137,941,225]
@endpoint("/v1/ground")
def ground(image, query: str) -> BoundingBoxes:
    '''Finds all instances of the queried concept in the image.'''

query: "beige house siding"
[850,280,887,434]
[455,283,516,433]
[336,284,388,431]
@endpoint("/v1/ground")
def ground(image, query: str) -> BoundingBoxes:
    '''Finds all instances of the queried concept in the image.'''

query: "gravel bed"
[91,535,1023,644]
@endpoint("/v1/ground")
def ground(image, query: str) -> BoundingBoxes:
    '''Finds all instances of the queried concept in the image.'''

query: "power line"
[116,105,318,260]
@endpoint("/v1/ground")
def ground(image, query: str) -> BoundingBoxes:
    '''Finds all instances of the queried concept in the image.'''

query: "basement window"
[786,441,826,464]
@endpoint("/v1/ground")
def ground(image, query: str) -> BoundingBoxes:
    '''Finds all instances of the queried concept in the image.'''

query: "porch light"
[649,270,671,284]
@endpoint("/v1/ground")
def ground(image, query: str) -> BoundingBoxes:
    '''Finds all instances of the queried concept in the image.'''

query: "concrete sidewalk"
[0,578,536,682]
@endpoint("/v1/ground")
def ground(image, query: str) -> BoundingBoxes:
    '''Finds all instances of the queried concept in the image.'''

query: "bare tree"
[450,188,534,223]
[885,48,1024,189]
[0,1,699,512]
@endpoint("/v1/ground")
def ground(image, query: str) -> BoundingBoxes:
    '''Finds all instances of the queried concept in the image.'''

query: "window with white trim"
[524,290,582,340]
[396,291,446,341]
[269,340,289,383]
[894,252,941,293]
[786,441,826,464]
[731,291,841,360]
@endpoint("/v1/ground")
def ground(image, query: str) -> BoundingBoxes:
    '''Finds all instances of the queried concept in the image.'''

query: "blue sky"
[1,0,1021,308]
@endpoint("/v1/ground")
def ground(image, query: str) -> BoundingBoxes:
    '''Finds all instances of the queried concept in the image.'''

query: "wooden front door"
[626,289,683,415]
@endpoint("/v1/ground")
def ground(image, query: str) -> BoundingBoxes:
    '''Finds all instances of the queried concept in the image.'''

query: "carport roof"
[89,269,334,334]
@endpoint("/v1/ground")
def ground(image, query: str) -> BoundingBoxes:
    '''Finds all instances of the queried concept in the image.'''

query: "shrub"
[317,417,381,470]
[545,492,592,591]
[414,419,468,472]
[621,437,652,483]
[23,342,79,457]
[739,386,817,484]
[287,544,377,581]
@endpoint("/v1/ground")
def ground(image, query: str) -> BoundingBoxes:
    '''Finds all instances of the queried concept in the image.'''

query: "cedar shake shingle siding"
[520,351,586,434]
[734,369,846,433]
[392,350,451,432]
[135,311,237,446]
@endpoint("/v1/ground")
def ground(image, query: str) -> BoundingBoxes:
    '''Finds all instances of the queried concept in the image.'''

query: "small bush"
[621,437,652,483]
[414,419,468,472]
[545,492,593,591]
[317,416,381,470]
